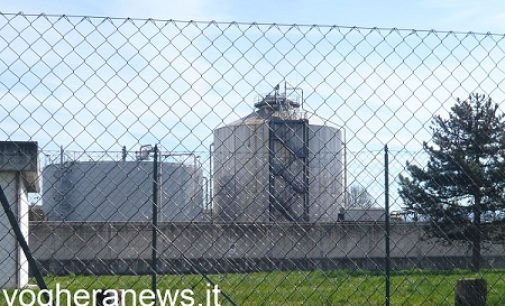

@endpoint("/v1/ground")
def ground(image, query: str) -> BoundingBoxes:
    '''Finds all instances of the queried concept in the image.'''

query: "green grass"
[2,269,505,305]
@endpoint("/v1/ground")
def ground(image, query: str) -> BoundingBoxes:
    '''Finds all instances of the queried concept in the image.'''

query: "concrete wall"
[29,222,505,275]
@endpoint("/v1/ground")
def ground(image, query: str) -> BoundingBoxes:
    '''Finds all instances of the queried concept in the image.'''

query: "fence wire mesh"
[1,12,505,305]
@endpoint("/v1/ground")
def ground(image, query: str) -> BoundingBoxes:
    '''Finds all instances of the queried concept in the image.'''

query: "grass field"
[3,269,505,305]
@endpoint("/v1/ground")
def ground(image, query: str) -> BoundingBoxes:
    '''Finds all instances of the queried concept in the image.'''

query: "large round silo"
[212,90,344,222]
[42,160,204,222]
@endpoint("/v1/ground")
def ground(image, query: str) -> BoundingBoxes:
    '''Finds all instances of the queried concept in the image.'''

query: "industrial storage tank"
[212,87,344,222]
[42,160,204,222]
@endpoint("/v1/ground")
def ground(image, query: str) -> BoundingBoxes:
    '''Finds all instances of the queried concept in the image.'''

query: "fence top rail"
[2,11,505,36]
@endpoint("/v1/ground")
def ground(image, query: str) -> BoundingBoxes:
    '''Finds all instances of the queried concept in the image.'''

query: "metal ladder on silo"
[268,119,309,222]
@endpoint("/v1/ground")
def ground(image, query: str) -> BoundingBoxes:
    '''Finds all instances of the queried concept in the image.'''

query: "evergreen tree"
[399,93,505,272]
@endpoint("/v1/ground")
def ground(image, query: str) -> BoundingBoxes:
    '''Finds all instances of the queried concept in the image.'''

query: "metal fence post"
[152,144,159,300]
[384,144,391,306]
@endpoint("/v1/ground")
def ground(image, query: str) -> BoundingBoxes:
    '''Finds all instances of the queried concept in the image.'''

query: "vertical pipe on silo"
[302,119,310,222]
[209,143,213,221]
[267,121,274,222]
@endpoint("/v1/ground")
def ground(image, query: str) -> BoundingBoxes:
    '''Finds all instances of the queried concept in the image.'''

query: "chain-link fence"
[1,12,505,305]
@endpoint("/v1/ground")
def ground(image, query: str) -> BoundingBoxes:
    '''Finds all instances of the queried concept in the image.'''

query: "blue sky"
[1,0,505,33]
[2,1,505,207]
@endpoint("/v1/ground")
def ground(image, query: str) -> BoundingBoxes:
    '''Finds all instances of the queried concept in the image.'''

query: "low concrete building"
[0,141,39,288]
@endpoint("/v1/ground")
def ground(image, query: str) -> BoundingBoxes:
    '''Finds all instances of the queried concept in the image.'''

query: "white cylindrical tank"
[42,161,204,222]
[213,91,344,222]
